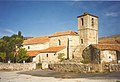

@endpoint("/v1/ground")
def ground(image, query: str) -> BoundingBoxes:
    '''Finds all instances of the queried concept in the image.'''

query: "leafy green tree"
[16,48,29,63]
[0,39,6,52]
[0,31,24,62]
[10,34,24,62]
[18,31,22,37]
[0,52,6,62]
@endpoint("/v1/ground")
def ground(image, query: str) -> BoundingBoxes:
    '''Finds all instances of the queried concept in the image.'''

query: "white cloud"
[4,29,16,34]
[0,33,4,38]
[105,12,119,17]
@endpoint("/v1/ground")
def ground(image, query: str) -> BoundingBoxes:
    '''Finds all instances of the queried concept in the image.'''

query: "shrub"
[80,59,90,64]
[58,53,65,62]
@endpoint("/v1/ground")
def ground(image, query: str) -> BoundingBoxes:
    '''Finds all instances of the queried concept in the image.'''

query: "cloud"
[0,33,4,38]
[4,29,16,34]
[105,12,119,17]
[0,28,17,37]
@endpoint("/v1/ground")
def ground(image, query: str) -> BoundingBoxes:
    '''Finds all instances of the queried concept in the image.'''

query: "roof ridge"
[49,30,78,37]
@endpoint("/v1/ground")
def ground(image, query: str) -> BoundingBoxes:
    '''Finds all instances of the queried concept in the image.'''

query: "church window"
[58,39,61,45]
[28,46,30,49]
[91,18,94,26]
[109,56,111,59]
[81,18,84,26]
[81,39,83,44]
[46,54,48,57]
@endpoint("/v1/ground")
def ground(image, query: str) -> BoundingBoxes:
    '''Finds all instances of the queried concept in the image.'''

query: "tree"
[16,48,29,63]
[0,39,7,52]
[0,52,6,62]
[18,31,22,37]
[10,34,24,62]
[0,31,24,62]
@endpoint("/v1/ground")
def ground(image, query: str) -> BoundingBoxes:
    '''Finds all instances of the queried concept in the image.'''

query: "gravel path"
[0,69,120,82]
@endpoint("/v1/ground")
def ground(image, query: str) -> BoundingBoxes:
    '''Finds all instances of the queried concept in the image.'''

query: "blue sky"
[0,1,120,38]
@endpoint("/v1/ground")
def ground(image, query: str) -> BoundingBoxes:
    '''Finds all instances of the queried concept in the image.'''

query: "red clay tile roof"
[27,50,41,57]
[23,36,50,45]
[91,44,120,51]
[98,40,119,44]
[27,46,66,56]
[49,30,78,37]
[40,46,66,53]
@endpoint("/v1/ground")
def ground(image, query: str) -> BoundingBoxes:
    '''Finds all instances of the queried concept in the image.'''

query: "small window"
[91,18,94,26]
[28,46,30,49]
[81,39,83,44]
[109,56,111,59]
[81,18,84,26]
[58,39,61,45]
[46,54,48,57]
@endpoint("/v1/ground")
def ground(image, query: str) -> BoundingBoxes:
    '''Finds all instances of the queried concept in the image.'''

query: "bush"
[36,63,42,69]
[80,59,90,64]
[58,53,65,62]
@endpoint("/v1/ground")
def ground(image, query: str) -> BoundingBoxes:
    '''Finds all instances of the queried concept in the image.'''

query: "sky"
[0,1,120,38]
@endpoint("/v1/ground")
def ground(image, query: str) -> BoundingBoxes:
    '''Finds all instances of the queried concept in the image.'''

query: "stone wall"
[49,35,79,59]
[100,50,117,63]
[49,62,102,73]
[23,42,49,51]
[108,64,120,72]
[49,63,120,73]
[0,63,36,71]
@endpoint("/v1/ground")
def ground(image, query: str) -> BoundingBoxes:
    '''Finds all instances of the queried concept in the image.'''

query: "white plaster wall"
[22,42,49,51]
[49,36,68,47]
[33,48,67,63]
[100,50,117,63]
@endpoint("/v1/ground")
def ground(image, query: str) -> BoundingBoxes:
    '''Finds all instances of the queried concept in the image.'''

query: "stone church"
[23,12,120,64]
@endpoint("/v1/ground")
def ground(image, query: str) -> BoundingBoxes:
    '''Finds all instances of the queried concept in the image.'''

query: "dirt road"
[0,69,120,82]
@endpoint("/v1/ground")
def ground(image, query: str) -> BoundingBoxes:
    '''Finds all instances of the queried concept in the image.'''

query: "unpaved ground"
[0,69,120,82]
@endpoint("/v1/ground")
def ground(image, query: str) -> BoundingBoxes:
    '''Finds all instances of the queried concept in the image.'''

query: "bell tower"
[78,12,98,47]
[74,12,98,59]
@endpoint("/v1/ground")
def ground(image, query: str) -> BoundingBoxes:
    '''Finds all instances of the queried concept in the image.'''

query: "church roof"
[40,46,65,53]
[91,44,120,51]
[27,46,65,56]
[23,36,50,45]
[49,30,78,37]
[77,12,98,18]
[23,30,78,45]
[98,39,120,44]
[27,50,41,56]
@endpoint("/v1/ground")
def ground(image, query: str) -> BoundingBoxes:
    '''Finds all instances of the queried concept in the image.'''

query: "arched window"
[46,54,48,57]
[91,18,94,26]
[28,46,30,49]
[58,39,61,45]
[81,39,83,44]
[81,18,84,26]
[109,56,111,59]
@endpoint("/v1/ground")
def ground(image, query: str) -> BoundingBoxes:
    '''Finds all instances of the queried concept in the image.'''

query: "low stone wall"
[49,63,120,73]
[49,62,102,73]
[109,64,120,72]
[0,63,36,71]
